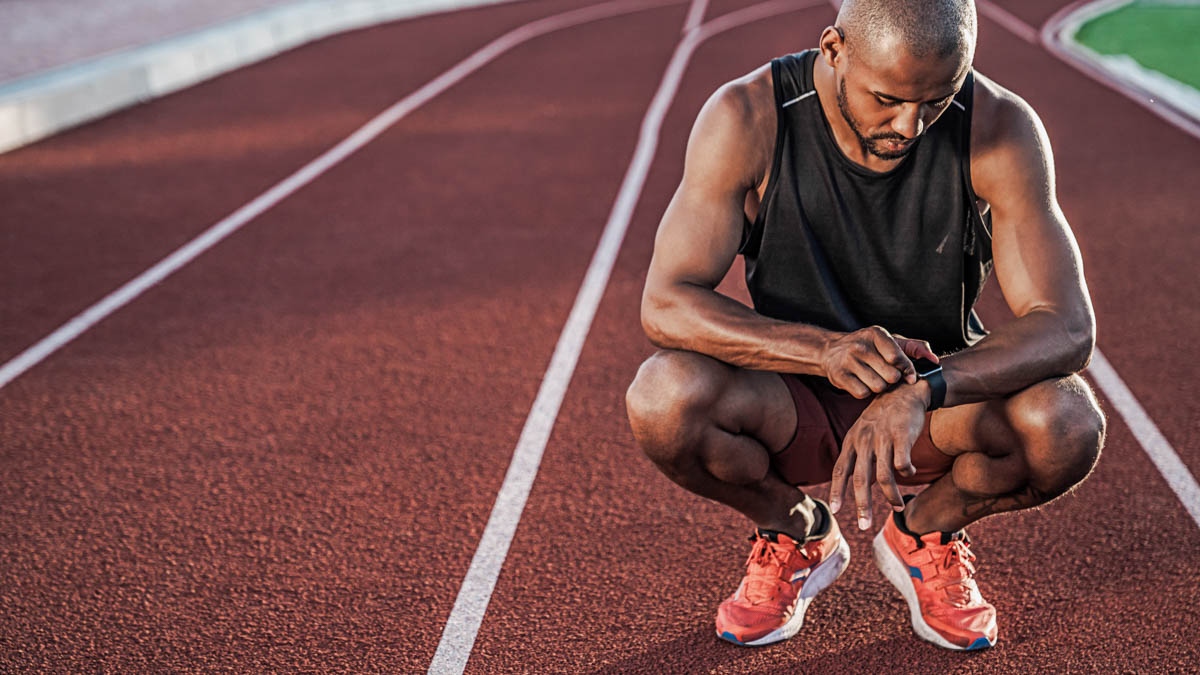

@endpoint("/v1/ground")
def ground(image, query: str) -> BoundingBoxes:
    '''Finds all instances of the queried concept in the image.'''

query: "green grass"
[1074,1,1200,90]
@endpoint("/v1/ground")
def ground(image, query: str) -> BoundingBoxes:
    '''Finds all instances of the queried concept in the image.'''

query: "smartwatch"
[911,357,946,411]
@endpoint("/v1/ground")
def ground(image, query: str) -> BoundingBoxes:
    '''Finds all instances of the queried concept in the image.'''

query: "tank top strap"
[955,69,994,343]
[741,51,817,253]
[771,50,817,110]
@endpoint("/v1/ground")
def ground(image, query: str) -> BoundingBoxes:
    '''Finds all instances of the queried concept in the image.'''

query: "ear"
[819,26,845,68]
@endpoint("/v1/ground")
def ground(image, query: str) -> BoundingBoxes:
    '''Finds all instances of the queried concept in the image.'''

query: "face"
[831,34,969,161]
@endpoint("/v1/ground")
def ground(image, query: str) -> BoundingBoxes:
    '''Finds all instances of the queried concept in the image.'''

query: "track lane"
[0,0,604,367]
[2,0,1198,671]
[0,2,689,671]
[987,0,1078,31]
[463,2,1200,672]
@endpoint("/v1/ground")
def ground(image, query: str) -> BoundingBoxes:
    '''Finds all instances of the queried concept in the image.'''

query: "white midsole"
[872,529,976,651]
[740,536,851,646]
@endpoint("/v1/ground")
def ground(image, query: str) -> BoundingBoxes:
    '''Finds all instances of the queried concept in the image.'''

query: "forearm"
[939,308,1094,408]
[642,281,835,374]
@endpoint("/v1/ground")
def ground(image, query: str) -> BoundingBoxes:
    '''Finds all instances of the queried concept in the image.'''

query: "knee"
[625,350,725,464]
[1010,376,1107,496]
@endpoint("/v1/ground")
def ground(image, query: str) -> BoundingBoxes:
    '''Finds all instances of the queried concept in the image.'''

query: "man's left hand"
[828,381,931,530]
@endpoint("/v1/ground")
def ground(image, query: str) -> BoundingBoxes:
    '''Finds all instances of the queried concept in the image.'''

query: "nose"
[894,104,924,139]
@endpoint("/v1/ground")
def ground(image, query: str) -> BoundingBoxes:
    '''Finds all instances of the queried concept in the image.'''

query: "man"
[624,0,1106,651]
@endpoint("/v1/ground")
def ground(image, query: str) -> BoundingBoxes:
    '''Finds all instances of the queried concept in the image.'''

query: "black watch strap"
[912,358,946,411]
[922,367,946,410]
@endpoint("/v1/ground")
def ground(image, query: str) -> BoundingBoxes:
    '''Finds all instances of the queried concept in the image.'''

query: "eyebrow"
[873,90,959,103]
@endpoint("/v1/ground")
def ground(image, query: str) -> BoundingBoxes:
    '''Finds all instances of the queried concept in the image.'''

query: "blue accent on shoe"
[966,636,993,650]
[908,565,923,581]
[720,631,745,645]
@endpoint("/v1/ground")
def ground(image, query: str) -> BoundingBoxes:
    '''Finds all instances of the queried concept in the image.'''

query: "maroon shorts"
[773,373,954,486]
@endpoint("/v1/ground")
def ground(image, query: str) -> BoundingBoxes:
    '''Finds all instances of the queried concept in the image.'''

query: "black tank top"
[739,50,993,355]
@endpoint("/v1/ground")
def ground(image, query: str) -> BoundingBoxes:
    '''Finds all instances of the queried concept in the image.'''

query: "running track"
[1,0,1197,671]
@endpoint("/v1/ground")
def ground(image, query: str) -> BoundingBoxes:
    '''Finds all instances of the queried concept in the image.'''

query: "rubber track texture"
[1,0,1198,672]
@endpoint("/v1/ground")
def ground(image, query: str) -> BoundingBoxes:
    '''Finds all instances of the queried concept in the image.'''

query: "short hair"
[837,0,977,59]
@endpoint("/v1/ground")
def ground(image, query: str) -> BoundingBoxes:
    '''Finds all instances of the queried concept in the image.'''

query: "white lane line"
[427,0,828,672]
[1088,352,1200,529]
[682,0,709,33]
[973,1,1200,531]
[0,0,685,392]
[977,0,1039,45]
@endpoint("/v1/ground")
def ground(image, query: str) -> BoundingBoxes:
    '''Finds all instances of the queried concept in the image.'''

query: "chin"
[867,140,915,160]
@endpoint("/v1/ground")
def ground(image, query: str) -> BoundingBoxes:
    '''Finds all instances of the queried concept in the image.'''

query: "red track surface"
[1,0,1197,671]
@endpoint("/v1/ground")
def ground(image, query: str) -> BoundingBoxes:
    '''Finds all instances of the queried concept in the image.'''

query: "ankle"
[903,498,965,536]
[900,499,934,535]
[757,494,825,541]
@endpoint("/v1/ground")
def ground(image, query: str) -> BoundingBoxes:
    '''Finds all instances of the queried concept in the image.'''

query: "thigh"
[636,349,798,452]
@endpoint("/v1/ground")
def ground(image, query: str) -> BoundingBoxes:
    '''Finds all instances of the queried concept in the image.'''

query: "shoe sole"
[872,528,996,651]
[717,535,851,647]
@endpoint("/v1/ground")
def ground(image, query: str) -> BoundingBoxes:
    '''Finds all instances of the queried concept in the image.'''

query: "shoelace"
[932,537,979,607]
[741,536,812,605]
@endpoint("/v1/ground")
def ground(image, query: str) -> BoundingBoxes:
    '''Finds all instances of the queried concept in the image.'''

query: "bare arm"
[936,78,1096,407]
[641,76,832,374]
[643,74,935,393]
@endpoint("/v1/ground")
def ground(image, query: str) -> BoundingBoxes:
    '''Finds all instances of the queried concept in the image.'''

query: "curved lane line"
[972,0,1200,531]
[0,0,687,392]
[681,0,709,32]
[427,0,831,672]
[976,0,1039,45]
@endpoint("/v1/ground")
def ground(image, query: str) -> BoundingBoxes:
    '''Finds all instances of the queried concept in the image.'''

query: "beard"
[837,77,918,161]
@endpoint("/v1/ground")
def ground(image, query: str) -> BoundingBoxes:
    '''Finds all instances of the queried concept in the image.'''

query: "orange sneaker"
[716,501,849,646]
[873,509,998,650]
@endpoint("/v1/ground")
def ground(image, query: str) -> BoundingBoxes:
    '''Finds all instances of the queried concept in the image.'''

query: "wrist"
[812,328,840,379]
[906,378,933,409]
[913,361,946,410]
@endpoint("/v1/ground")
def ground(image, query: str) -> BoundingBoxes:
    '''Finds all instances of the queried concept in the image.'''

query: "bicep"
[645,87,760,299]
[976,98,1092,325]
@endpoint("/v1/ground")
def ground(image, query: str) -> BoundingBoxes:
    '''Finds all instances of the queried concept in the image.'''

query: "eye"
[875,96,901,107]
[931,95,955,108]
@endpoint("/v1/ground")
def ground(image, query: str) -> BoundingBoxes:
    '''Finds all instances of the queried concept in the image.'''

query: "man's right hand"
[820,326,938,399]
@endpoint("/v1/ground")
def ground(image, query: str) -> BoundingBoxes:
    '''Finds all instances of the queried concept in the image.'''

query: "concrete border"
[0,0,518,155]
[1042,0,1200,140]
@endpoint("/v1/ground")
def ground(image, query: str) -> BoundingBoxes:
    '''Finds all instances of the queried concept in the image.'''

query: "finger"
[829,434,858,514]
[871,333,913,383]
[896,336,938,364]
[831,369,871,399]
[893,430,917,477]
[853,443,874,530]
[877,445,905,510]
[851,358,892,395]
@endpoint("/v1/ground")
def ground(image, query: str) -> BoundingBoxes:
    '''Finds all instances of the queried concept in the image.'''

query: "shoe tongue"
[893,508,965,547]
[912,529,965,547]
[939,529,966,545]
[755,528,800,547]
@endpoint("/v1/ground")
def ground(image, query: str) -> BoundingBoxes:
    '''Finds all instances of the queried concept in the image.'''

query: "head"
[821,0,977,160]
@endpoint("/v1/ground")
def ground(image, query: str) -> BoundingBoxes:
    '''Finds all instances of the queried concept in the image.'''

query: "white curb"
[1042,0,1200,140]
[0,0,517,155]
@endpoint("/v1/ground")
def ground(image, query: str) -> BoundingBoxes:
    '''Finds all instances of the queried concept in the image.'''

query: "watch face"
[912,358,942,378]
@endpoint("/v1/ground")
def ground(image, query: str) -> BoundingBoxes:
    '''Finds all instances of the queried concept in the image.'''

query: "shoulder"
[699,62,774,135]
[684,63,776,191]
[969,72,1057,203]
[970,72,1048,154]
